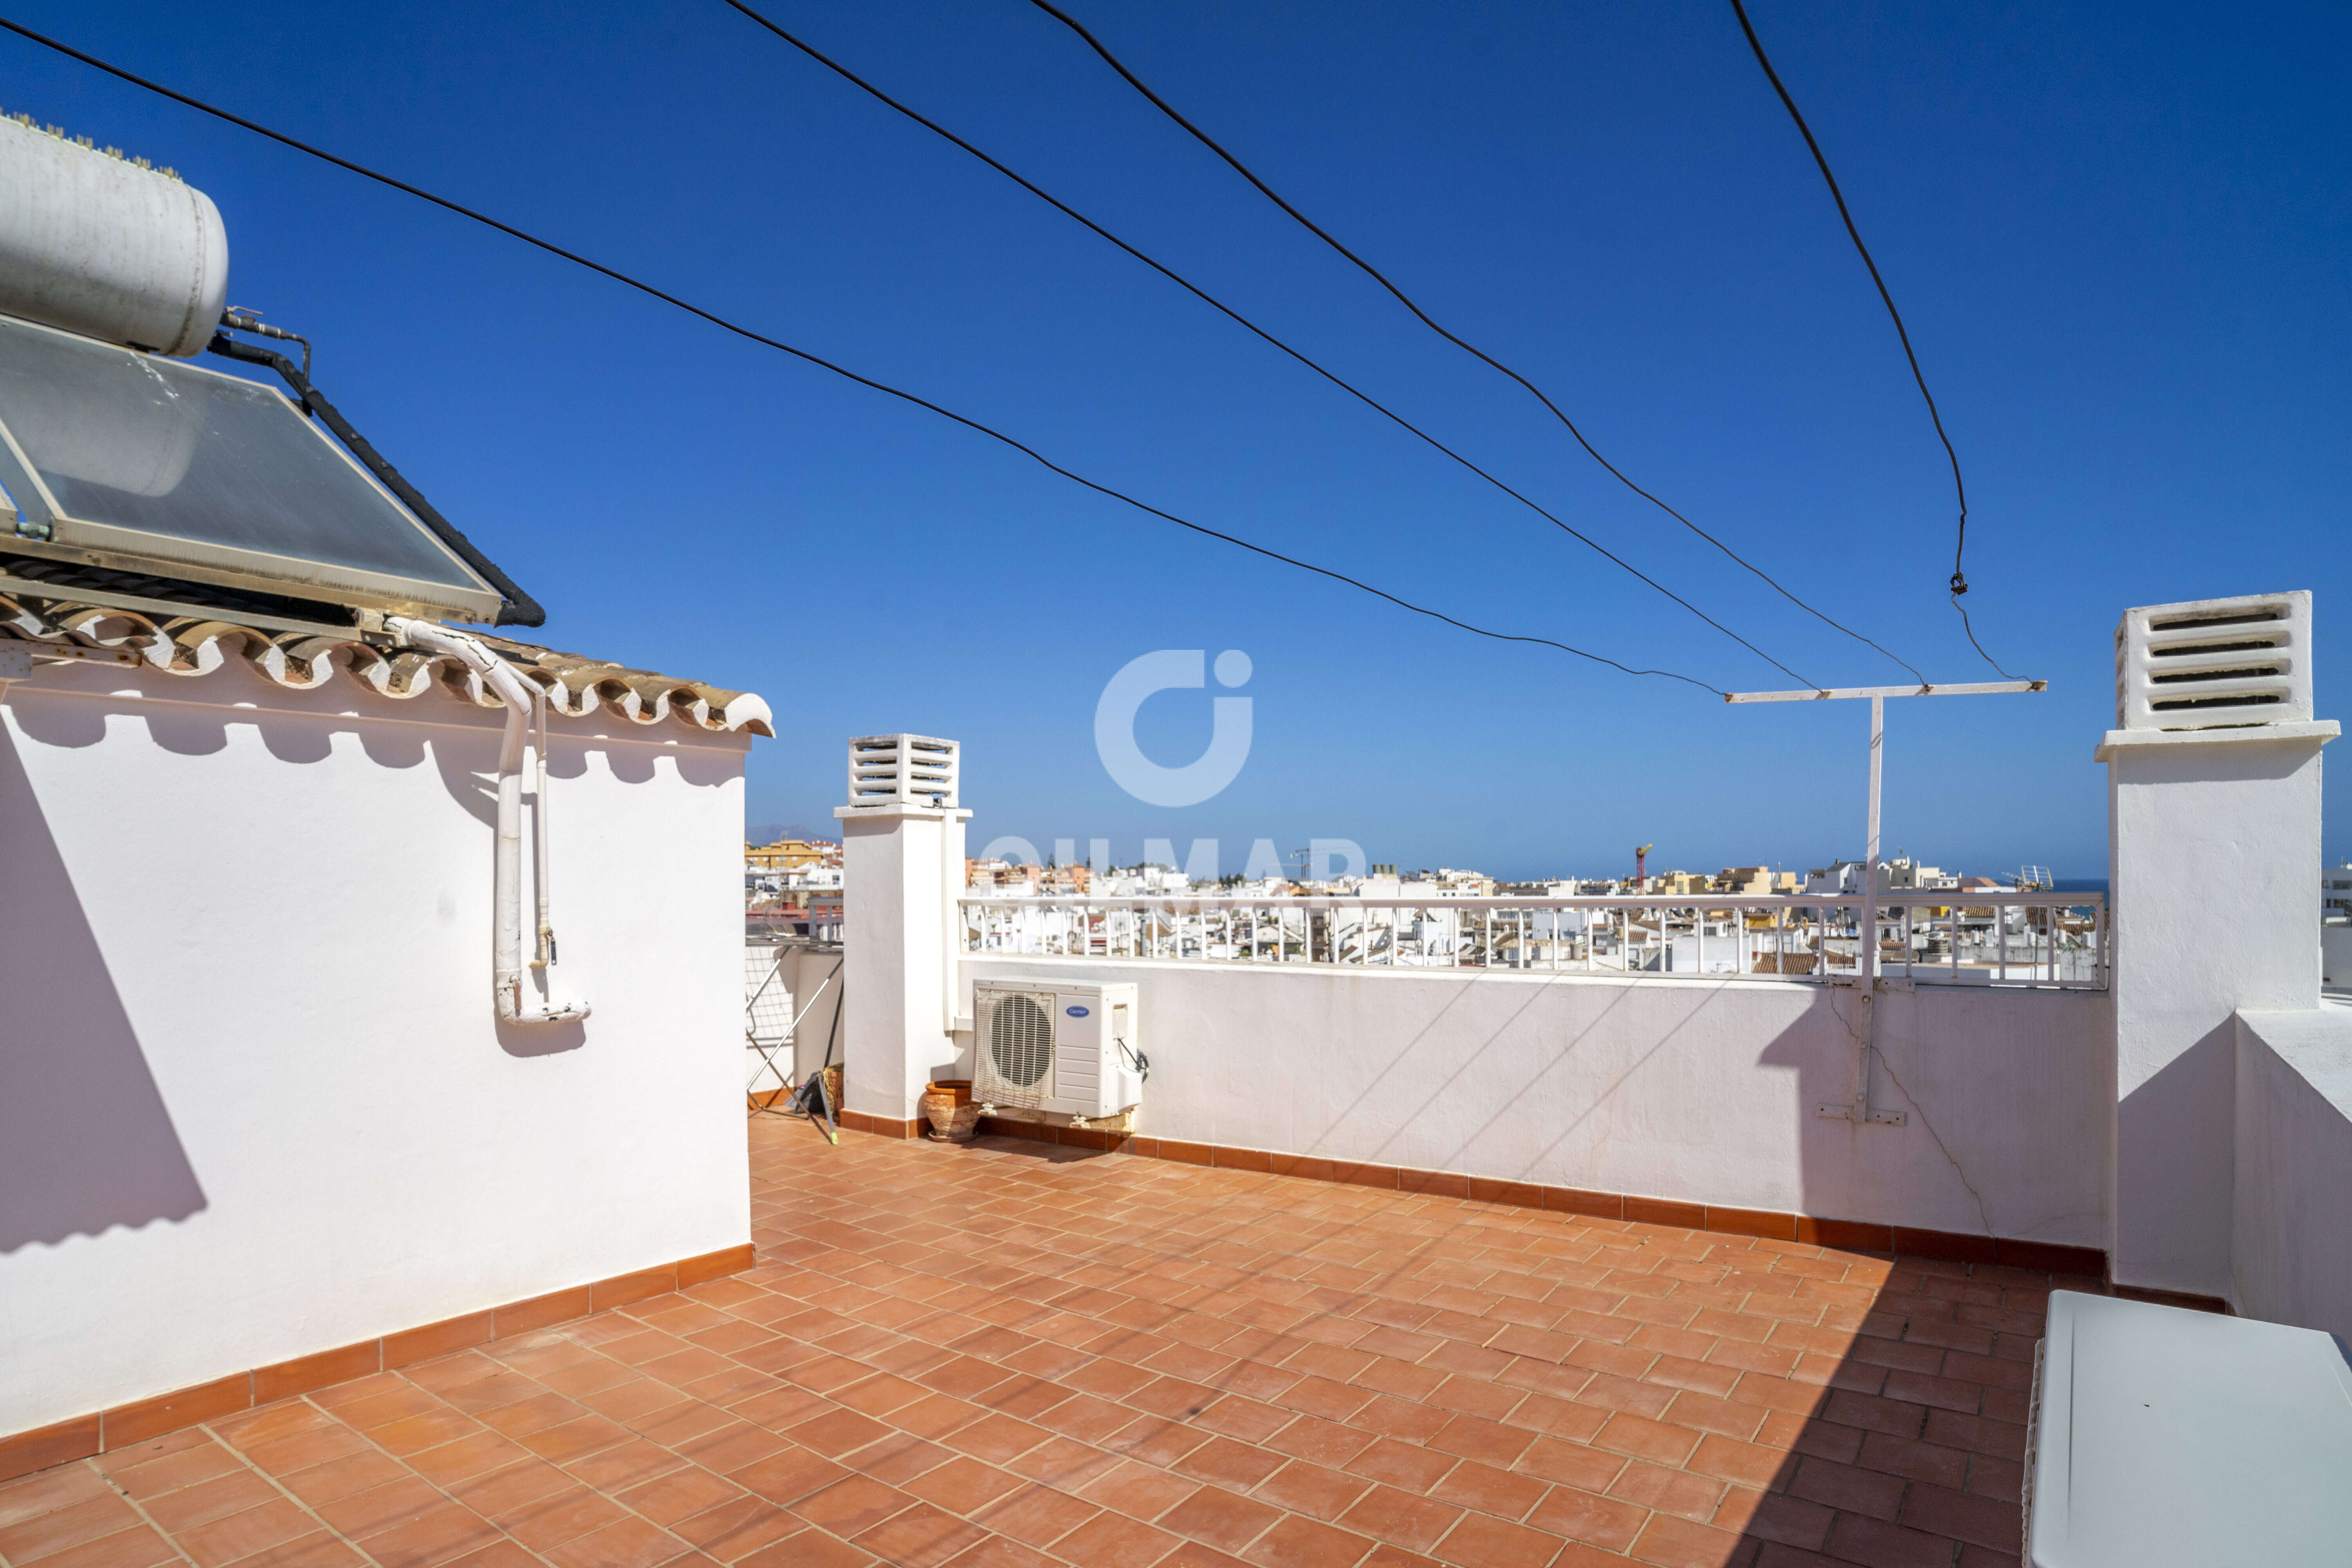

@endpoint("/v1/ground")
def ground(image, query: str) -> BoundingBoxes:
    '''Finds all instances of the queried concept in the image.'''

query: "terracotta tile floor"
[0,1118,2089,1567]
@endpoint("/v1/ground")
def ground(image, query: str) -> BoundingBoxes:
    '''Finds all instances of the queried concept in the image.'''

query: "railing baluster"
[940,892,2105,993]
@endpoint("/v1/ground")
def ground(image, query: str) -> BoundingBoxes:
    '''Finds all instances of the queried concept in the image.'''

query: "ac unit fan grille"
[980,991,1054,1109]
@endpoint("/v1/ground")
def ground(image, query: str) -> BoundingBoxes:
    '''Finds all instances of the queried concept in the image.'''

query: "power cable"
[0,13,1726,696]
[1022,0,1924,684]
[720,0,1817,688]
[1724,0,2014,678]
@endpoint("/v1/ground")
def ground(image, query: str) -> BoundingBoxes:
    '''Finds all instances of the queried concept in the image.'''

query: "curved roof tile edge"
[0,592,776,739]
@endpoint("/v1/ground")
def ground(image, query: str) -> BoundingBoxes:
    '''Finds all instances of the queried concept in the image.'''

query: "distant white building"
[2324,862,2352,920]
[1804,857,1958,896]
[1096,864,1192,896]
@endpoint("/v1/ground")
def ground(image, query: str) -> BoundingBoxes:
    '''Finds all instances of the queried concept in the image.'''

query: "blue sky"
[15,1,2347,880]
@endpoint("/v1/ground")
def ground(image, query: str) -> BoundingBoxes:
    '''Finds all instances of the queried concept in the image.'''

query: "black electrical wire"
[721,0,1818,688]
[1724,0,2013,677]
[1023,0,1923,684]
[0,13,1726,695]
[1948,593,2014,680]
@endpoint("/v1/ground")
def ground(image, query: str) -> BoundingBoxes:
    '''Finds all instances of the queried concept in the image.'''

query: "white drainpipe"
[388,617,589,1025]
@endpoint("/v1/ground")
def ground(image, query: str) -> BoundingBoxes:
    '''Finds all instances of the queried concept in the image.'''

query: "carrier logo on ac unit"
[973,980,1142,1120]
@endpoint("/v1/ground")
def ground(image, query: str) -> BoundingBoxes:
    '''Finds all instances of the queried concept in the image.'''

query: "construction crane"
[1635,844,1653,888]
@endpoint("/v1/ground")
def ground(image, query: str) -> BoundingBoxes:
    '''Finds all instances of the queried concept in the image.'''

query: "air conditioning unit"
[2114,591,2312,732]
[973,978,1143,1120]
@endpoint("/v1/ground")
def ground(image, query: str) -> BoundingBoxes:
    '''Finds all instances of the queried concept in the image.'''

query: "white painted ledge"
[831,804,973,822]
[2094,720,2337,762]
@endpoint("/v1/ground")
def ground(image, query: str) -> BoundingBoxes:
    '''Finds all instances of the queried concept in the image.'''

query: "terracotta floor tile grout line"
[127,1460,208,1566]
[337,1354,744,1567]
[294,1379,571,1568]
[730,1157,1639,1563]
[215,1397,399,1568]
[0,1118,2063,1568]
[82,1454,204,1568]
[776,1161,1664,1347]
[378,1292,978,1566]
[196,1383,566,1568]
[760,1155,1812,1424]
[739,1142,1947,1561]
[350,1365,719,1567]
[269,1377,520,1566]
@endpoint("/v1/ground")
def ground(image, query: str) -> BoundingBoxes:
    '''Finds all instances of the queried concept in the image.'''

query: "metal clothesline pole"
[1859,693,1884,1120]
[1725,678,2047,1126]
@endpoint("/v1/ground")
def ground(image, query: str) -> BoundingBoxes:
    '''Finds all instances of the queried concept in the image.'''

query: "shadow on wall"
[2116,1020,2236,1287]
[1700,994,2067,1565]
[499,1013,588,1058]
[1762,984,2108,1256]
[1760,985,1914,1239]
[0,723,207,1250]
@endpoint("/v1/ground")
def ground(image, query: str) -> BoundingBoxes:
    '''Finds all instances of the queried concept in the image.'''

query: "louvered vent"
[845,734,959,808]
[2114,592,2311,732]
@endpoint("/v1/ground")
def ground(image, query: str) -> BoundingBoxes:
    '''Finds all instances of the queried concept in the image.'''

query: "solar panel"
[0,312,503,622]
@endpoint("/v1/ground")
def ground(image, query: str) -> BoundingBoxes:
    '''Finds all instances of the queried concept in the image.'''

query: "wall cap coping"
[2236,1004,2352,1121]
[2095,719,2339,762]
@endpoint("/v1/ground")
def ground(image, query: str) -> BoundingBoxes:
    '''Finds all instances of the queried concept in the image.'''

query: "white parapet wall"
[0,653,753,1438]
[2233,1007,2352,1337]
[959,954,2110,1250]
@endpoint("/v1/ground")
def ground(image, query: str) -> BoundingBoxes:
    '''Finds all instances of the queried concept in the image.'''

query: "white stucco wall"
[959,955,2109,1246]
[2103,727,2332,1298]
[2233,1007,2352,1337]
[0,654,752,1436]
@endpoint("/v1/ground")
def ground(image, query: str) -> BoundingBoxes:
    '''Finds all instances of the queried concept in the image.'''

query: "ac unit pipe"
[387,616,587,1025]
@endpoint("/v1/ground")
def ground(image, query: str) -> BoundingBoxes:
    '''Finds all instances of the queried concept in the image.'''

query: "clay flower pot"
[922,1079,979,1142]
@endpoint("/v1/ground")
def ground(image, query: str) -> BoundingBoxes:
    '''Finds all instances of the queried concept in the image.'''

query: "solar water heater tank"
[0,114,227,358]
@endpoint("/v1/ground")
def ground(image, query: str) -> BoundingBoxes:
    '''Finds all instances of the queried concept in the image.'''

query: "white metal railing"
[960,893,2107,991]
